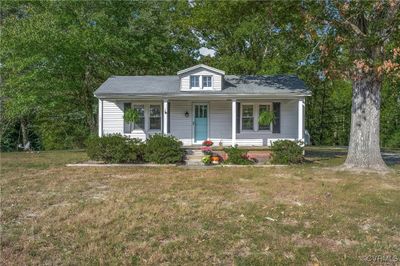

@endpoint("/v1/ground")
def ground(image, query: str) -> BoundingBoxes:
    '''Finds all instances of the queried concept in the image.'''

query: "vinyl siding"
[101,99,300,146]
[103,100,124,135]
[180,67,223,91]
[236,99,298,146]
[209,101,232,146]
[169,100,193,146]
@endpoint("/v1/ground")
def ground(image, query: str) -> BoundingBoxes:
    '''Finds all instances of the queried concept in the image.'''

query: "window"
[149,105,161,130]
[202,76,212,88]
[242,105,254,130]
[258,104,271,130]
[190,75,199,88]
[133,105,145,130]
[124,103,132,133]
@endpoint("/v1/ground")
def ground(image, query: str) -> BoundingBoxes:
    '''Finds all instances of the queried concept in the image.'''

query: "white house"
[94,64,310,146]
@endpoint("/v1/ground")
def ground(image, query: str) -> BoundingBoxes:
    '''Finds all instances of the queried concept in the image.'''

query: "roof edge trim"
[177,64,225,75]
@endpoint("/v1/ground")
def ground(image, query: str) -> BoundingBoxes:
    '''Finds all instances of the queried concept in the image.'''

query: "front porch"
[98,97,305,147]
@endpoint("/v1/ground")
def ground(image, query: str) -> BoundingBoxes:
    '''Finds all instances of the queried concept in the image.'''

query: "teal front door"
[194,104,208,143]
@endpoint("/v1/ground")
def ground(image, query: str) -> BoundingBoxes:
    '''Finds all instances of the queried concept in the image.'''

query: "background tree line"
[1,0,399,151]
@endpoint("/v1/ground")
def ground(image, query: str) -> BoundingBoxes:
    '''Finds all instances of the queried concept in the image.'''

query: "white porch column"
[163,99,168,135]
[298,98,304,142]
[98,99,103,137]
[232,99,237,146]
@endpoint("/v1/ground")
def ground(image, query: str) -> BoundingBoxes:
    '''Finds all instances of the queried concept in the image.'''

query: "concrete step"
[186,160,204,166]
[186,155,204,159]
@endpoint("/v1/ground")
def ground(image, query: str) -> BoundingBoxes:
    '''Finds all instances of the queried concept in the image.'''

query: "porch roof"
[94,75,311,98]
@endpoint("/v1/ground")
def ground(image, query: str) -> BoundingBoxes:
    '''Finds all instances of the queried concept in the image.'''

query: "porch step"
[185,149,204,166]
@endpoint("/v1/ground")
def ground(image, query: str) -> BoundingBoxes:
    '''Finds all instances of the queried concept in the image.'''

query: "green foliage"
[223,146,253,165]
[305,79,352,146]
[1,1,197,150]
[385,132,400,149]
[202,155,211,165]
[271,140,304,165]
[123,109,139,123]
[143,134,185,164]
[85,134,143,163]
[258,111,275,126]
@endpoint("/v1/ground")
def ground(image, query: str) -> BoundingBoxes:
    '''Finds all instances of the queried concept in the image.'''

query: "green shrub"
[85,134,143,163]
[385,131,400,148]
[271,140,304,164]
[223,145,254,165]
[144,134,185,164]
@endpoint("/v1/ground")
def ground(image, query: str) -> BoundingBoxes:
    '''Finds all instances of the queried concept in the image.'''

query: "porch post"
[98,99,103,137]
[298,98,304,142]
[163,99,168,135]
[232,99,236,146]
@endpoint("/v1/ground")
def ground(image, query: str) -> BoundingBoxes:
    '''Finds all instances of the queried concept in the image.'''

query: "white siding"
[169,100,193,146]
[101,99,300,146]
[180,67,223,91]
[103,100,124,135]
[236,99,298,146]
[209,101,232,146]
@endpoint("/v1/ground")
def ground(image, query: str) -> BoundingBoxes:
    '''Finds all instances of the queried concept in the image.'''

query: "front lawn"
[1,150,399,265]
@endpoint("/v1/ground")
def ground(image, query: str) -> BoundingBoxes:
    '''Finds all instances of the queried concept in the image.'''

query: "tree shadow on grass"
[304,148,400,166]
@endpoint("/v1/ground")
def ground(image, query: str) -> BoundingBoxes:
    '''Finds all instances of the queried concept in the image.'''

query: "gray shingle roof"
[94,75,310,97]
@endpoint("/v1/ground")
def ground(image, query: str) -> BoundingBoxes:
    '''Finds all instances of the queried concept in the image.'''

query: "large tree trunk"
[343,75,390,172]
[20,119,29,150]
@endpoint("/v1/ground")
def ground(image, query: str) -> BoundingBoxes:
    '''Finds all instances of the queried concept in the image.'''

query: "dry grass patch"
[1,150,399,265]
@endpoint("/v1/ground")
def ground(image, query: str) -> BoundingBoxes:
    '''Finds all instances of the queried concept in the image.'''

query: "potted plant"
[202,155,211,165]
[210,155,220,164]
[201,146,212,155]
[202,140,213,146]
[123,109,140,131]
[258,110,275,127]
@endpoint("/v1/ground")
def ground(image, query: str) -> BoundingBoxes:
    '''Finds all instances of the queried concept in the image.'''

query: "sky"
[199,47,216,57]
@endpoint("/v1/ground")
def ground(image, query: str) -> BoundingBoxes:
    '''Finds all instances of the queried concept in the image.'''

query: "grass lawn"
[1,149,399,265]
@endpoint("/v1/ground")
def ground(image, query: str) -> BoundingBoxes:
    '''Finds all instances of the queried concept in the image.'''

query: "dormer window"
[202,76,212,88]
[190,75,200,88]
[179,64,224,91]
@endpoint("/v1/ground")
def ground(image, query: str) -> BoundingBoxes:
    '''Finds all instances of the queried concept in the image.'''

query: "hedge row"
[86,134,185,164]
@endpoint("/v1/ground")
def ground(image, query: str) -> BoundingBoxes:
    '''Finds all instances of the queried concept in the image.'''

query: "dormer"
[177,64,225,91]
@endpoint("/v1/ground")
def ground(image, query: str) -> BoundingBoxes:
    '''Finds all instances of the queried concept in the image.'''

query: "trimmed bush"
[144,134,185,164]
[223,145,254,165]
[271,140,304,164]
[86,134,143,163]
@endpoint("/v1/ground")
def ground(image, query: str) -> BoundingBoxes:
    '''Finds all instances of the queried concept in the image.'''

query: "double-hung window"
[124,103,132,133]
[242,105,254,130]
[202,76,212,88]
[258,104,271,130]
[190,75,200,88]
[149,105,161,130]
[133,105,145,130]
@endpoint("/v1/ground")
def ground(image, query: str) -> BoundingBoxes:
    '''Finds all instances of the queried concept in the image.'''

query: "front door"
[194,104,208,143]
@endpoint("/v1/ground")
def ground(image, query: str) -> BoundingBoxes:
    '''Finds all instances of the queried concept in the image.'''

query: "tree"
[299,0,400,172]
[1,1,198,150]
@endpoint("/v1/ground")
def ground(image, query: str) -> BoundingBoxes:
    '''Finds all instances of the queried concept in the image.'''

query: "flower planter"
[210,156,220,164]
[202,140,214,147]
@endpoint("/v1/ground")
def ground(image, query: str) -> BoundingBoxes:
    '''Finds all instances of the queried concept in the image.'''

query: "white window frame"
[202,75,213,89]
[190,75,200,89]
[240,103,273,132]
[123,102,163,134]
[241,104,255,131]
[149,104,162,131]
[258,103,272,131]
[132,104,145,130]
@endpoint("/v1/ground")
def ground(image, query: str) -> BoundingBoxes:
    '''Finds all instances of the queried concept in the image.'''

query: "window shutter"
[236,102,241,134]
[272,102,280,133]
[167,102,171,134]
